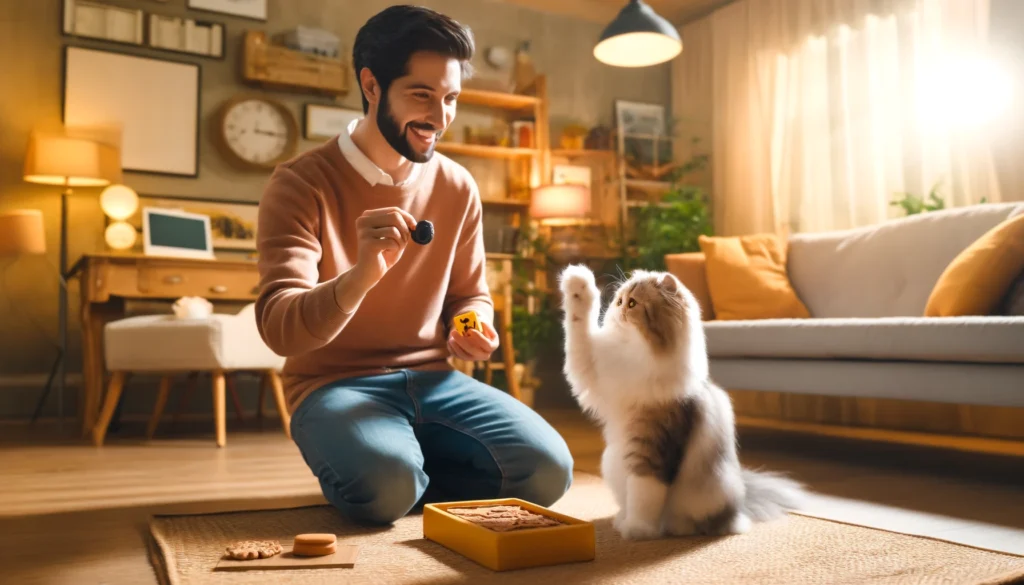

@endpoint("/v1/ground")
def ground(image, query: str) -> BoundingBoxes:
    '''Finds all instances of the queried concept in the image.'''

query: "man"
[254,5,573,525]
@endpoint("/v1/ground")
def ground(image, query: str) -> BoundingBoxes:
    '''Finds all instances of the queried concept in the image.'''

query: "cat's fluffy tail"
[740,468,807,523]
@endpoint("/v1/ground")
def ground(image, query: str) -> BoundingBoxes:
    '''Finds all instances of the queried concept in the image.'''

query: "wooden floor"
[2,409,1023,585]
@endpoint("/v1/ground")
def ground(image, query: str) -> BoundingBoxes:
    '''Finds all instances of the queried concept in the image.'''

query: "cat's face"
[606,270,689,353]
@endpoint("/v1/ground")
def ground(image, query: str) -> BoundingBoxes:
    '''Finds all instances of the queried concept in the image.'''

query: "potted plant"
[507,226,561,403]
[623,145,713,271]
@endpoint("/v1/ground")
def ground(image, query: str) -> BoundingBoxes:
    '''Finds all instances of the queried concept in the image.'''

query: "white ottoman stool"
[92,303,289,447]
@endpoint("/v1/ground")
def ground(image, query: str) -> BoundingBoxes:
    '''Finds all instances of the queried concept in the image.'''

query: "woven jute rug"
[148,473,1024,585]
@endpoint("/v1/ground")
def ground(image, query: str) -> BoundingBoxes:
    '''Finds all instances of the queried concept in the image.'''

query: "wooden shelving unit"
[435,143,537,160]
[614,130,685,240]
[439,76,551,404]
[457,88,540,110]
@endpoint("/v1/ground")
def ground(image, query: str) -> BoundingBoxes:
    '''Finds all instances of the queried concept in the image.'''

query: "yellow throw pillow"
[698,234,810,320]
[925,212,1024,317]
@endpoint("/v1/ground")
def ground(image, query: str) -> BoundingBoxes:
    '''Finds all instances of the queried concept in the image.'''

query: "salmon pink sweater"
[255,139,494,413]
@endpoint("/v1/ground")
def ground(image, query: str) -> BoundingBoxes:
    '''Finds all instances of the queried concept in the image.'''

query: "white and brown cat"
[559,264,806,540]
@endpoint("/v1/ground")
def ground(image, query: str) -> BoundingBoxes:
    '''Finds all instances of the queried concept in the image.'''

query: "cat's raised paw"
[559,265,598,305]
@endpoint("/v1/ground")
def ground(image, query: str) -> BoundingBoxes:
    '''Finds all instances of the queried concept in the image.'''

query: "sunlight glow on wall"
[917,55,1015,129]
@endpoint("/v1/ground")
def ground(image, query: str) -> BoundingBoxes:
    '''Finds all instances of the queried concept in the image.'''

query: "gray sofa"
[666,202,1024,408]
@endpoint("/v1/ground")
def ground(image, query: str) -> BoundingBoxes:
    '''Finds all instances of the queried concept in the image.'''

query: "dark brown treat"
[412,220,434,245]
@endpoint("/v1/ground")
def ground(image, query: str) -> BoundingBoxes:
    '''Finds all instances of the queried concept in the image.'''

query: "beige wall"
[0,0,669,417]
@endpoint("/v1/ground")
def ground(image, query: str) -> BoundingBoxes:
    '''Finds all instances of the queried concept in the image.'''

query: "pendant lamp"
[594,0,682,67]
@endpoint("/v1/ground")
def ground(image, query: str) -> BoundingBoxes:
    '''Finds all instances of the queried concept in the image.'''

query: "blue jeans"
[289,369,574,525]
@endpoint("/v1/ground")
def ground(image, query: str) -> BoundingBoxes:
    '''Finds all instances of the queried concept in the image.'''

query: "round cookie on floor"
[293,533,337,557]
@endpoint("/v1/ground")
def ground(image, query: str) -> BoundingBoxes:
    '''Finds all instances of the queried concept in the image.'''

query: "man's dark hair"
[352,5,475,114]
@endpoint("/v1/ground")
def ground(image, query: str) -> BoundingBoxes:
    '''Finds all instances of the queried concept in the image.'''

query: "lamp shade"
[594,0,682,67]
[530,184,591,220]
[23,131,118,187]
[0,210,46,257]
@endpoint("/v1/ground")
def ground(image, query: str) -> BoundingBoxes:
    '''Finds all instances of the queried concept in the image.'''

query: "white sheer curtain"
[673,0,1003,235]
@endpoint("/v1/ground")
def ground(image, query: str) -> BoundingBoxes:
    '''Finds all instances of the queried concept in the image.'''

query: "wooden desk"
[72,253,259,438]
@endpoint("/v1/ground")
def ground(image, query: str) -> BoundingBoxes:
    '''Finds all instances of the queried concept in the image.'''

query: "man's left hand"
[448,320,500,362]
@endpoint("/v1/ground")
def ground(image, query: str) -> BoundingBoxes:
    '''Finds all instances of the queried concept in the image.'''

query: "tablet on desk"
[142,207,215,260]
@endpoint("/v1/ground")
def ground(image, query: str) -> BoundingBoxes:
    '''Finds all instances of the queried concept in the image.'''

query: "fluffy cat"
[559,264,806,540]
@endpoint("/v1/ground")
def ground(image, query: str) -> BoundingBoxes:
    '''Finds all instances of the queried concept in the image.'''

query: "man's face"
[376,51,461,163]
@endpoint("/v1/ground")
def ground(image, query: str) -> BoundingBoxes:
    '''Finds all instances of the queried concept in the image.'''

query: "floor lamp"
[22,130,118,431]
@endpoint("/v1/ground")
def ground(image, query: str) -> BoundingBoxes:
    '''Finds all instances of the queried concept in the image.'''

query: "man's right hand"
[335,207,418,313]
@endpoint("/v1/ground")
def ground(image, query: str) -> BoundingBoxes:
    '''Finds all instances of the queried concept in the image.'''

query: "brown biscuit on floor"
[225,539,283,560]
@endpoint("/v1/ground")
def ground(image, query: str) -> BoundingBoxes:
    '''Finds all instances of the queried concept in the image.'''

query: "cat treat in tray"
[423,498,594,572]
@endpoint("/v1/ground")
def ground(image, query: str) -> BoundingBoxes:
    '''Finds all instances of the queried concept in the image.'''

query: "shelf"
[481,198,530,208]
[618,132,685,141]
[625,200,672,208]
[436,142,537,159]
[552,149,616,159]
[624,179,674,191]
[458,88,540,110]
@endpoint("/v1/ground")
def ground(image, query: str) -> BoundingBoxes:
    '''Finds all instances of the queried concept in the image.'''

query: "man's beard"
[377,92,439,164]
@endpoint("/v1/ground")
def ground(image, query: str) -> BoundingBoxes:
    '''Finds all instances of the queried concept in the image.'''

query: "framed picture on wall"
[187,0,266,21]
[127,195,259,251]
[304,104,361,141]
[63,46,200,177]
[61,0,144,45]
[614,100,671,167]
[614,100,666,138]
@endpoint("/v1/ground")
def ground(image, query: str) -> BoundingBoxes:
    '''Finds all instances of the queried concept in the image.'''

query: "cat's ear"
[658,273,679,293]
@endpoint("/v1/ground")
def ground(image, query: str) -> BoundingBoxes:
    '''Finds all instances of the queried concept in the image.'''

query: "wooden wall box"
[242,30,348,95]
[423,498,595,571]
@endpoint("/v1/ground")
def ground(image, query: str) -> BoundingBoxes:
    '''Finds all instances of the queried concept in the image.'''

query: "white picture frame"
[148,14,225,59]
[553,164,592,190]
[143,207,215,259]
[63,46,200,177]
[614,100,667,139]
[304,104,361,141]
[187,0,266,21]
[62,0,144,45]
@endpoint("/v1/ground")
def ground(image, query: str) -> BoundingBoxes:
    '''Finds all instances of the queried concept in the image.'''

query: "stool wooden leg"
[225,374,245,423]
[92,371,127,446]
[267,371,291,440]
[212,370,226,448]
[146,375,174,440]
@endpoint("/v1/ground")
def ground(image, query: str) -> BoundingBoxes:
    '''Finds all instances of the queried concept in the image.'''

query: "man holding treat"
[254,5,573,525]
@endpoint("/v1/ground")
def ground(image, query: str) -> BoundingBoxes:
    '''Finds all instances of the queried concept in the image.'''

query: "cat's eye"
[628,298,637,308]
[617,298,622,306]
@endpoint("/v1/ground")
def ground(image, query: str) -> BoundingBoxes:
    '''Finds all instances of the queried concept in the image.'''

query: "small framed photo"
[62,0,144,45]
[304,104,361,141]
[614,100,667,138]
[143,207,215,259]
[187,0,266,21]
[148,14,225,59]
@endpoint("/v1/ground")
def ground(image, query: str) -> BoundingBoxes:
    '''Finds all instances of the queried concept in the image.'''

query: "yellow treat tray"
[423,498,595,572]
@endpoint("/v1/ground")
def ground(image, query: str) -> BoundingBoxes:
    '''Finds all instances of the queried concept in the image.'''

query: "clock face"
[221,98,295,167]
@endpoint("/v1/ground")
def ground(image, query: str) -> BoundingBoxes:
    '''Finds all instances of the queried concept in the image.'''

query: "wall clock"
[214,95,298,170]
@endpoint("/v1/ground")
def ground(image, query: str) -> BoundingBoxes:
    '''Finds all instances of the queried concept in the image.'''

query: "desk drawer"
[88,260,260,302]
[137,266,259,300]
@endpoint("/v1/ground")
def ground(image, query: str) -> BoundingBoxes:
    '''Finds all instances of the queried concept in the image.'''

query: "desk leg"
[79,298,121,439]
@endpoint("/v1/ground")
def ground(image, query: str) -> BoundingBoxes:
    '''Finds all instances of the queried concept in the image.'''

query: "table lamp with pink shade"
[532,182,592,252]
[21,129,120,430]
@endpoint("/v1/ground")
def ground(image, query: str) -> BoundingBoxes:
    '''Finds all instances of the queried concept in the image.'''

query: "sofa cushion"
[925,212,1024,317]
[704,317,1024,364]
[698,234,810,320]
[786,202,1024,318]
